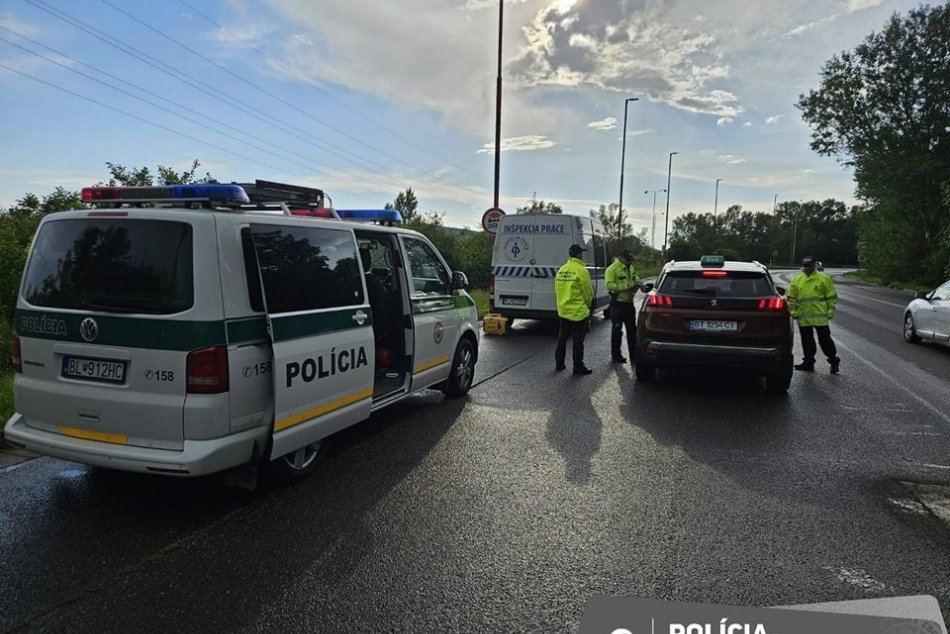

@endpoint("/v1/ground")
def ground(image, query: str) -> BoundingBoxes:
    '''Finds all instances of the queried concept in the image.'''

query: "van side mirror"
[640,283,654,293]
[776,286,786,296]
[452,271,470,291]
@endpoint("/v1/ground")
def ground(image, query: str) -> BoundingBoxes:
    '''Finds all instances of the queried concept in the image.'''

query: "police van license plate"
[501,296,528,306]
[61,356,127,384]
[688,319,738,333]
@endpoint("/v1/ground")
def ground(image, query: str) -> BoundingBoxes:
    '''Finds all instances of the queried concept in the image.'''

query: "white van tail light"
[11,333,22,373]
[186,346,229,394]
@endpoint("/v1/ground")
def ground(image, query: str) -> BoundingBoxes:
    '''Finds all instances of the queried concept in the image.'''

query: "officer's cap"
[619,249,633,259]
[801,256,815,266]
[569,244,587,257]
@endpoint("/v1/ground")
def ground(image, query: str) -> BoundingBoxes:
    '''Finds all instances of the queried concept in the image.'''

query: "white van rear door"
[248,222,374,460]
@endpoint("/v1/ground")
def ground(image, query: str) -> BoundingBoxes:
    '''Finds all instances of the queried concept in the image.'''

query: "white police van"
[489,213,610,322]
[4,181,479,483]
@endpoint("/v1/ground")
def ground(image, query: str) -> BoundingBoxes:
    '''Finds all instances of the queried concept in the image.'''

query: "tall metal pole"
[646,188,666,250]
[492,0,503,209]
[617,97,639,244]
[714,178,722,216]
[662,152,678,259]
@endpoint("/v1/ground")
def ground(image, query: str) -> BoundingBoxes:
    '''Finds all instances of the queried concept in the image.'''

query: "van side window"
[249,224,364,313]
[592,234,606,268]
[403,238,450,296]
[240,228,265,313]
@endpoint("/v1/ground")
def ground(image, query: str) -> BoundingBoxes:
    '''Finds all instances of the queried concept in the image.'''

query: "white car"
[903,280,950,345]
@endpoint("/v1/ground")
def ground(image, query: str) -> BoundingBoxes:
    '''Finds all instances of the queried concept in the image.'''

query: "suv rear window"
[659,270,774,298]
[22,219,194,314]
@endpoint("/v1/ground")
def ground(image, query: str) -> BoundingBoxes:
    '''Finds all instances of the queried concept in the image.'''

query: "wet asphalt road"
[2,270,949,633]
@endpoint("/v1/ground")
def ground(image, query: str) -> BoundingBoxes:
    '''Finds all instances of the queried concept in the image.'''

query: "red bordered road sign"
[482,207,506,234]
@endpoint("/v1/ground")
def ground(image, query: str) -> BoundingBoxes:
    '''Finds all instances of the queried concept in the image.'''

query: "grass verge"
[844,269,931,294]
[469,288,489,319]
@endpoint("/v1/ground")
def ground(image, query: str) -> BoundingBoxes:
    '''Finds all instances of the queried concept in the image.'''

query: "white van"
[4,181,479,483]
[489,213,610,321]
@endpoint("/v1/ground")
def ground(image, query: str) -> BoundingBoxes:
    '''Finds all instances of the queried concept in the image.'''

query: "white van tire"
[443,338,476,398]
[267,440,327,484]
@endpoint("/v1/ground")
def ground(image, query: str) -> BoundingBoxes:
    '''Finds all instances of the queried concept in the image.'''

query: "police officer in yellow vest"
[554,243,594,375]
[605,248,641,364]
[788,256,841,373]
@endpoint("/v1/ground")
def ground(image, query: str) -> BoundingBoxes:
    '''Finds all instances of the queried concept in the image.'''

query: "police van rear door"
[527,215,572,313]
[247,221,373,460]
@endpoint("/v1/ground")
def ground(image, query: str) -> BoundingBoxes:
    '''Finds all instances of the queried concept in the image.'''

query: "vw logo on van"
[79,317,99,342]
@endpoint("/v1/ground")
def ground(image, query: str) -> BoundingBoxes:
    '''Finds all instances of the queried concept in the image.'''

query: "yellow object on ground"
[482,313,509,335]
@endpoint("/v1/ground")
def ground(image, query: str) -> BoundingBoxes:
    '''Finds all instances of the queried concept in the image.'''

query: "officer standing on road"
[788,256,841,374]
[554,243,594,375]
[605,248,641,364]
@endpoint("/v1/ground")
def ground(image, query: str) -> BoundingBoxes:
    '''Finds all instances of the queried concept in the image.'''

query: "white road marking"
[836,287,908,309]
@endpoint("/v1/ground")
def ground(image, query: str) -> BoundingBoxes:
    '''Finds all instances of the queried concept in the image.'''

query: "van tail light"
[647,293,673,307]
[186,346,229,394]
[11,333,22,373]
[757,297,786,311]
[488,274,495,311]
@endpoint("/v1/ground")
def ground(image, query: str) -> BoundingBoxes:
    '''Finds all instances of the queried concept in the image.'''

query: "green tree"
[100,158,213,186]
[796,5,950,284]
[516,199,562,214]
[385,187,420,223]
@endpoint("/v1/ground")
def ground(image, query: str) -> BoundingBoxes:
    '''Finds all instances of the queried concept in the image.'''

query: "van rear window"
[659,271,774,298]
[22,219,194,314]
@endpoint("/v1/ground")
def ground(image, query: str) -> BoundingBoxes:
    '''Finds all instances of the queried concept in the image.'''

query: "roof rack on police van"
[236,179,332,210]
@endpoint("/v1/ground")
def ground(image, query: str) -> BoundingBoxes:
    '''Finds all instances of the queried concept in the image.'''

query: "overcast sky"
[0,0,928,243]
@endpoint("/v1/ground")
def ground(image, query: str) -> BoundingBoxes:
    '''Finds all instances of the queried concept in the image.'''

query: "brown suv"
[634,256,793,393]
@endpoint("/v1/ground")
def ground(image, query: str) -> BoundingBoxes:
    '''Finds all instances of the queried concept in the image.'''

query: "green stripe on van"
[226,317,268,344]
[270,308,370,342]
[15,309,226,351]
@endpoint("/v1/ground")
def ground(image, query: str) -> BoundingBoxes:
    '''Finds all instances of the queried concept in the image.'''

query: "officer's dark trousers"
[555,317,588,368]
[610,301,636,360]
[799,325,839,365]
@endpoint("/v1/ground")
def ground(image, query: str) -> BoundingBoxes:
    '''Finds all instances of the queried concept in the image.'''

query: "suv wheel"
[765,363,793,394]
[904,313,921,344]
[443,338,476,398]
[634,352,656,382]
[268,440,327,484]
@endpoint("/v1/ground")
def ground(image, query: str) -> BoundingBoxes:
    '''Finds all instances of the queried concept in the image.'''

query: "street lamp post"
[662,152,679,259]
[492,0,503,210]
[714,178,723,216]
[617,97,639,244]
[645,188,666,250]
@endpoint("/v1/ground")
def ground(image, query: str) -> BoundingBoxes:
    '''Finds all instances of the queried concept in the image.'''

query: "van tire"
[444,338,476,398]
[267,440,327,484]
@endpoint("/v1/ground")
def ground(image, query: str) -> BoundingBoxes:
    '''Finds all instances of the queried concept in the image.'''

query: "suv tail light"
[488,273,495,311]
[647,293,673,307]
[757,297,786,311]
[11,333,22,373]
[186,346,229,394]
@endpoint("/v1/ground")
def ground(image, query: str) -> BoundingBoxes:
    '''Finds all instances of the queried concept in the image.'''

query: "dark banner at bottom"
[578,596,946,634]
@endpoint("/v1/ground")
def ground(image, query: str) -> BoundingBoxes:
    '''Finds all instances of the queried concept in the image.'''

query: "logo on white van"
[80,318,99,342]
[504,236,529,262]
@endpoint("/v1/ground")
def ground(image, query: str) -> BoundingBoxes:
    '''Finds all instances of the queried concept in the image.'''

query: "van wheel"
[268,440,327,484]
[444,338,476,398]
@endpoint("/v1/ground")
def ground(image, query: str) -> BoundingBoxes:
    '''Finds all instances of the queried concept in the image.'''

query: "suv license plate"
[62,356,127,384]
[688,319,738,333]
[501,297,528,306]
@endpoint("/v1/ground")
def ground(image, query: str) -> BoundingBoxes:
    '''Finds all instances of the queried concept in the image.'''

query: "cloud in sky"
[587,117,617,130]
[717,117,733,126]
[847,0,887,12]
[765,114,784,124]
[718,154,748,165]
[477,135,557,154]
[507,2,741,119]
[742,121,753,128]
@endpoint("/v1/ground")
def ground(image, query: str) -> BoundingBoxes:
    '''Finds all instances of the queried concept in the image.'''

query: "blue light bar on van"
[81,184,250,205]
[336,209,403,223]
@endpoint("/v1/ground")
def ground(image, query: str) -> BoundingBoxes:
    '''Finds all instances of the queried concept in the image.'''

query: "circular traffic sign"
[481,207,505,234]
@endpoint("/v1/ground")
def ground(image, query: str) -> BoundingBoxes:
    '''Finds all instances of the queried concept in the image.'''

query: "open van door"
[248,222,374,461]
